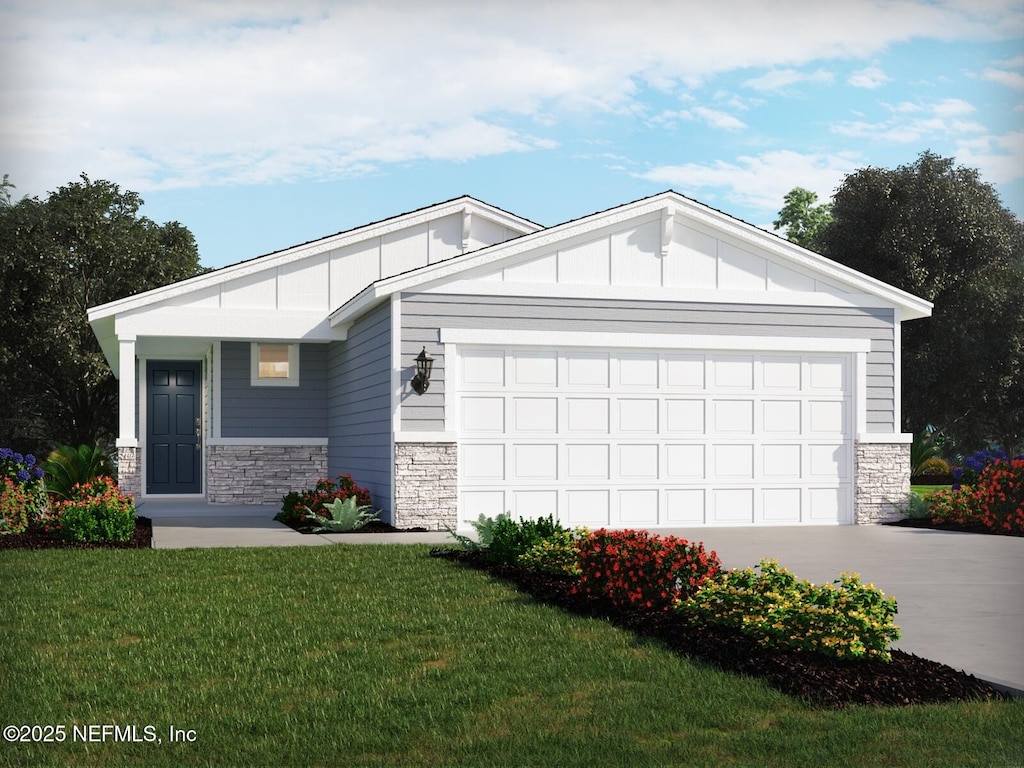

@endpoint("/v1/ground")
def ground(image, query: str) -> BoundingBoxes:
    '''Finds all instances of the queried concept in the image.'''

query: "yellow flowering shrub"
[517,528,589,577]
[678,558,901,662]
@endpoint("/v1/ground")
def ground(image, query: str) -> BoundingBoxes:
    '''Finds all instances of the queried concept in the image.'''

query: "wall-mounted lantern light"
[411,346,434,394]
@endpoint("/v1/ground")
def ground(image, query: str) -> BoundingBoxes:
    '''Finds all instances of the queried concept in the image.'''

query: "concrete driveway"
[139,500,1023,696]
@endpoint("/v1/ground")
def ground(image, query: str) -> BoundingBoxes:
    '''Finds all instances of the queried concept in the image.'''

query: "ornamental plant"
[931,459,1024,534]
[0,477,33,534]
[277,473,373,525]
[681,558,901,662]
[486,513,566,565]
[0,447,47,521]
[46,475,136,542]
[517,528,589,577]
[41,444,114,500]
[300,496,380,533]
[572,529,721,611]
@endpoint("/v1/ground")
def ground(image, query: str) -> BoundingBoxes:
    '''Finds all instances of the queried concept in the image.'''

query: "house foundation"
[393,442,457,530]
[854,440,912,524]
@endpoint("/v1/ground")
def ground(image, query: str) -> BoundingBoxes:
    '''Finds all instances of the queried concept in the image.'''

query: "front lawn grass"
[911,485,950,496]
[1,546,1021,767]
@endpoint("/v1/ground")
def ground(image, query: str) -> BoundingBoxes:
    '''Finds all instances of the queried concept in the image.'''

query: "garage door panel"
[762,488,802,523]
[512,444,557,480]
[666,444,705,479]
[462,444,505,480]
[665,354,705,388]
[566,353,609,387]
[567,444,609,479]
[513,397,557,432]
[619,398,659,432]
[511,490,558,519]
[461,397,504,432]
[712,488,754,523]
[618,444,659,479]
[713,444,754,479]
[457,346,853,528]
[567,489,609,525]
[567,398,610,433]
[618,489,659,525]
[666,489,706,523]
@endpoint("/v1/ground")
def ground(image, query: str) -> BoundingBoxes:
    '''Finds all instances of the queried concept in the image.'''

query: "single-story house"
[88,191,932,530]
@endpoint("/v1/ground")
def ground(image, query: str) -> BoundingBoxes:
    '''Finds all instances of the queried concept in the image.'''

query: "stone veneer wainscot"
[854,441,912,524]
[207,444,327,505]
[116,446,142,501]
[393,442,457,531]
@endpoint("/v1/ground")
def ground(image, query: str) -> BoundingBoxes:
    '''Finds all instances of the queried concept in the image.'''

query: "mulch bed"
[430,548,1014,709]
[0,517,153,550]
[279,518,430,534]
[884,517,1022,537]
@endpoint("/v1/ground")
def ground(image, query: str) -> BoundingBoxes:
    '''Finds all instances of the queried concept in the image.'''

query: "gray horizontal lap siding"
[220,342,327,438]
[328,301,393,514]
[400,293,896,433]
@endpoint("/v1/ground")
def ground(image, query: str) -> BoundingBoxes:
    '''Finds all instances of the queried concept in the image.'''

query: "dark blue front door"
[147,361,201,494]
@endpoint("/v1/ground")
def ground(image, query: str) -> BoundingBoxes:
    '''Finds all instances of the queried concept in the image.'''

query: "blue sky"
[2,1,1022,269]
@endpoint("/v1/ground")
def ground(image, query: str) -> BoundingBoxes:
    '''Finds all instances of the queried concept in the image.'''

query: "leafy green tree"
[773,187,833,249]
[816,151,1024,454]
[0,174,206,455]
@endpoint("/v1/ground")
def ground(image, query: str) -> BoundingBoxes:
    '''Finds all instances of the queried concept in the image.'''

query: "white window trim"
[250,342,300,387]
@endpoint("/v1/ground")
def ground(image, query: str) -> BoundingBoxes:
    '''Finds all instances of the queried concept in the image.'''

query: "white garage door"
[456,346,853,527]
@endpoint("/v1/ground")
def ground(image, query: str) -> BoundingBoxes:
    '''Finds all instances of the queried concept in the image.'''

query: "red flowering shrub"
[0,477,32,534]
[277,474,373,525]
[572,529,721,611]
[45,475,136,542]
[930,459,1024,534]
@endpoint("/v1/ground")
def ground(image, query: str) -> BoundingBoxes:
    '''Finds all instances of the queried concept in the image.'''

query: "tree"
[0,174,206,456]
[816,151,1024,454]
[773,187,833,249]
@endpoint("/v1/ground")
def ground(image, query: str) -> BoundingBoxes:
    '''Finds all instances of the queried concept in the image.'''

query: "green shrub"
[486,514,565,565]
[277,474,372,525]
[680,558,900,662]
[47,476,136,542]
[300,496,379,533]
[444,512,509,552]
[572,529,721,611]
[517,528,589,576]
[0,477,32,534]
[42,444,114,500]
[900,491,933,519]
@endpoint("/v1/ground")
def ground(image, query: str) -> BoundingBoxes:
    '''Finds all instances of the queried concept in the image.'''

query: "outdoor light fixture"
[411,346,434,394]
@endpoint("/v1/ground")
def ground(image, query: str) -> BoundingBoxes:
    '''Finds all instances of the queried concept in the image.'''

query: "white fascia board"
[426,280,887,310]
[87,197,541,321]
[856,432,914,444]
[116,307,344,342]
[441,328,873,353]
[328,191,932,327]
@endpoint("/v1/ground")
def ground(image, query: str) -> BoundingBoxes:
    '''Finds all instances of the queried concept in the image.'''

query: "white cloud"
[983,68,1024,89]
[636,150,859,213]
[832,98,984,143]
[848,66,890,89]
[933,98,976,116]
[955,131,1024,184]
[742,68,834,92]
[1,0,1021,194]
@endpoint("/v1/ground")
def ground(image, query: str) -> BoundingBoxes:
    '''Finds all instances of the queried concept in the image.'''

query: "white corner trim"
[440,328,873,354]
[206,438,329,446]
[856,433,914,444]
[394,431,458,443]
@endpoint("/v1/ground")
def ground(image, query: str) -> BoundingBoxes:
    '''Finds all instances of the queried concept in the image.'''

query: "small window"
[251,342,300,387]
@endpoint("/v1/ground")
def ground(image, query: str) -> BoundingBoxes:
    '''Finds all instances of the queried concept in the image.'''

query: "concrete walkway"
[138,500,1023,695]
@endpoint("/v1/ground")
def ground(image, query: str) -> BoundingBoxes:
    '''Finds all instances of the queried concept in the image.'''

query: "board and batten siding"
[219,342,328,438]
[327,301,393,513]
[399,293,896,433]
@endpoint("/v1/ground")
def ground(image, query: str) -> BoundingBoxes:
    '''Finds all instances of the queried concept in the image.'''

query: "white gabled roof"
[87,195,541,322]
[329,190,933,327]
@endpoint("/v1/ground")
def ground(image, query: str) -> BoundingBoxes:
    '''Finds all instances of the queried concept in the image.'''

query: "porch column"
[115,336,141,499]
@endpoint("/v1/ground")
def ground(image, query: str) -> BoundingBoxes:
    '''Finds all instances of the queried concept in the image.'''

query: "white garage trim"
[441,328,872,354]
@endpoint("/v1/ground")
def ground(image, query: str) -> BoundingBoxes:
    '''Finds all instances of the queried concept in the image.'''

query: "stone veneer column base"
[393,442,457,531]
[207,444,328,505]
[854,441,911,524]
[117,446,141,501]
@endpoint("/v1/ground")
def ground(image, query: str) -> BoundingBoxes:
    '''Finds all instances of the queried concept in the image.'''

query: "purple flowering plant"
[0,447,48,528]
